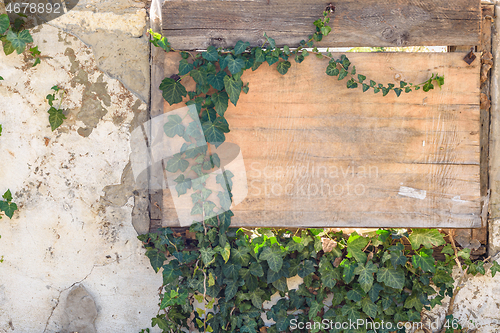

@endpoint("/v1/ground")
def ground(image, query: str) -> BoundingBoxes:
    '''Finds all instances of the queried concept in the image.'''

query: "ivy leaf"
[294,54,304,63]
[231,247,251,266]
[341,302,360,322]
[162,261,182,284]
[207,70,226,91]
[202,121,225,147]
[163,114,185,137]
[346,234,368,263]
[276,61,291,75]
[2,37,15,56]
[254,48,266,63]
[368,282,384,302]
[404,293,424,312]
[212,92,229,116]
[159,78,187,105]
[394,87,402,97]
[0,201,17,219]
[308,300,323,320]
[6,29,32,54]
[200,247,217,265]
[223,75,243,106]
[409,229,445,250]
[362,83,370,92]
[174,175,191,196]
[146,249,166,272]
[166,153,189,172]
[248,289,264,308]
[226,54,246,74]
[202,45,219,61]
[178,59,194,75]
[346,285,365,302]
[263,32,276,48]
[298,260,316,278]
[0,14,9,34]
[259,244,283,272]
[225,278,244,300]
[423,80,434,92]
[190,68,208,85]
[342,262,357,284]
[354,261,378,292]
[338,67,348,80]
[326,63,340,77]
[214,116,230,133]
[358,74,366,83]
[412,249,436,273]
[390,251,407,268]
[249,262,264,277]
[48,107,66,131]
[491,261,500,277]
[234,41,250,55]
[360,296,378,318]
[377,267,405,290]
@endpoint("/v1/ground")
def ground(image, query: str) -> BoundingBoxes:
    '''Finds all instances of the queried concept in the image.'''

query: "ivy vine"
[133,7,497,333]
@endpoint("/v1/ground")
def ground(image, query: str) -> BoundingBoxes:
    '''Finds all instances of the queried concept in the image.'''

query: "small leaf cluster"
[46,85,66,131]
[0,189,17,219]
[139,225,498,333]
[0,13,39,66]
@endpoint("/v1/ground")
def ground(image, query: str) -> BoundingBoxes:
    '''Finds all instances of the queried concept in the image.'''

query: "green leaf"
[381,87,390,96]
[326,63,339,76]
[338,68,348,80]
[404,293,424,312]
[341,302,360,322]
[362,83,370,92]
[6,30,32,54]
[390,252,407,268]
[248,289,264,308]
[358,74,366,83]
[32,57,40,67]
[162,262,182,284]
[346,234,368,263]
[346,285,365,302]
[234,41,250,55]
[377,267,405,290]
[163,114,185,137]
[294,53,304,63]
[178,59,194,75]
[394,87,402,97]
[231,247,251,266]
[166,153,189,172]
[276,61,291,75]
[190,68,208,85]
[298,260,316,278]
[2,38,15,56]
[346,78,358,89]
[202,45,219,61]
[360,296,378,318]
[226,54,245,74]
[259,244,283,272]
[146,249,166,272]
[47,107,66,131]
[202,121,225,146]
[309,300,323,320]
[200,247,217,265]
[2,190,13,202]
[0,14,9,35]
[342,262,357,284]
[0,201,17,219]
[491,261,500,277]
[409,229,446,250]
[354,261,378,292]
[207,70,226,91]
[223,75,243,106]
[263,32,276,48]
[249,262,264,277]
[212,92,229,116]
[423,80,434,92]
[159,78,187,105]
[225,278,243,300]
[412,249,436,273]
[174,175,191,196]
[320,26,331,36]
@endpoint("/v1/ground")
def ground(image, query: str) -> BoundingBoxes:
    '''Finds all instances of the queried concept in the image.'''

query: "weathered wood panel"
[160,52,480,228]
[162,0,481,50]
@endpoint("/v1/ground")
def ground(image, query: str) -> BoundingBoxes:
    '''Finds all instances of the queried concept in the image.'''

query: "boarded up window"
[148,0,486,230]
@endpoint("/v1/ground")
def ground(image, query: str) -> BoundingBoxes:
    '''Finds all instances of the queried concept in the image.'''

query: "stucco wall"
[1,0,500,332]
[0,0,162,332]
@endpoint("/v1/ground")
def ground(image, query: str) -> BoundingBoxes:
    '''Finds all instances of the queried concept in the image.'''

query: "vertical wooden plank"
[149,0,165,228]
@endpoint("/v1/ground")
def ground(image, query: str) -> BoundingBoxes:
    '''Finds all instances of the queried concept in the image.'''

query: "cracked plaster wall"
[0,0,162,331]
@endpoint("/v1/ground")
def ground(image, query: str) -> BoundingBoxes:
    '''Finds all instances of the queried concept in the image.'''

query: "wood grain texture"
[162,0,480,50]
[160,52,480,228]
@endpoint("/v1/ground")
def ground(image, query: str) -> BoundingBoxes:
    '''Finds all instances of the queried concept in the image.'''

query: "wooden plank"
[162,0,481,50]
[160,52,480,228]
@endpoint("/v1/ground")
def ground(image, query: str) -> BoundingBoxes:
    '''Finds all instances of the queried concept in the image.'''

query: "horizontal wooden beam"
[162,0,481,50]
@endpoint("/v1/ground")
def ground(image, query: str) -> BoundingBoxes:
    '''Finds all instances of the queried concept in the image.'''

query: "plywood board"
[160,52,481,228]
[162,0,481,50]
